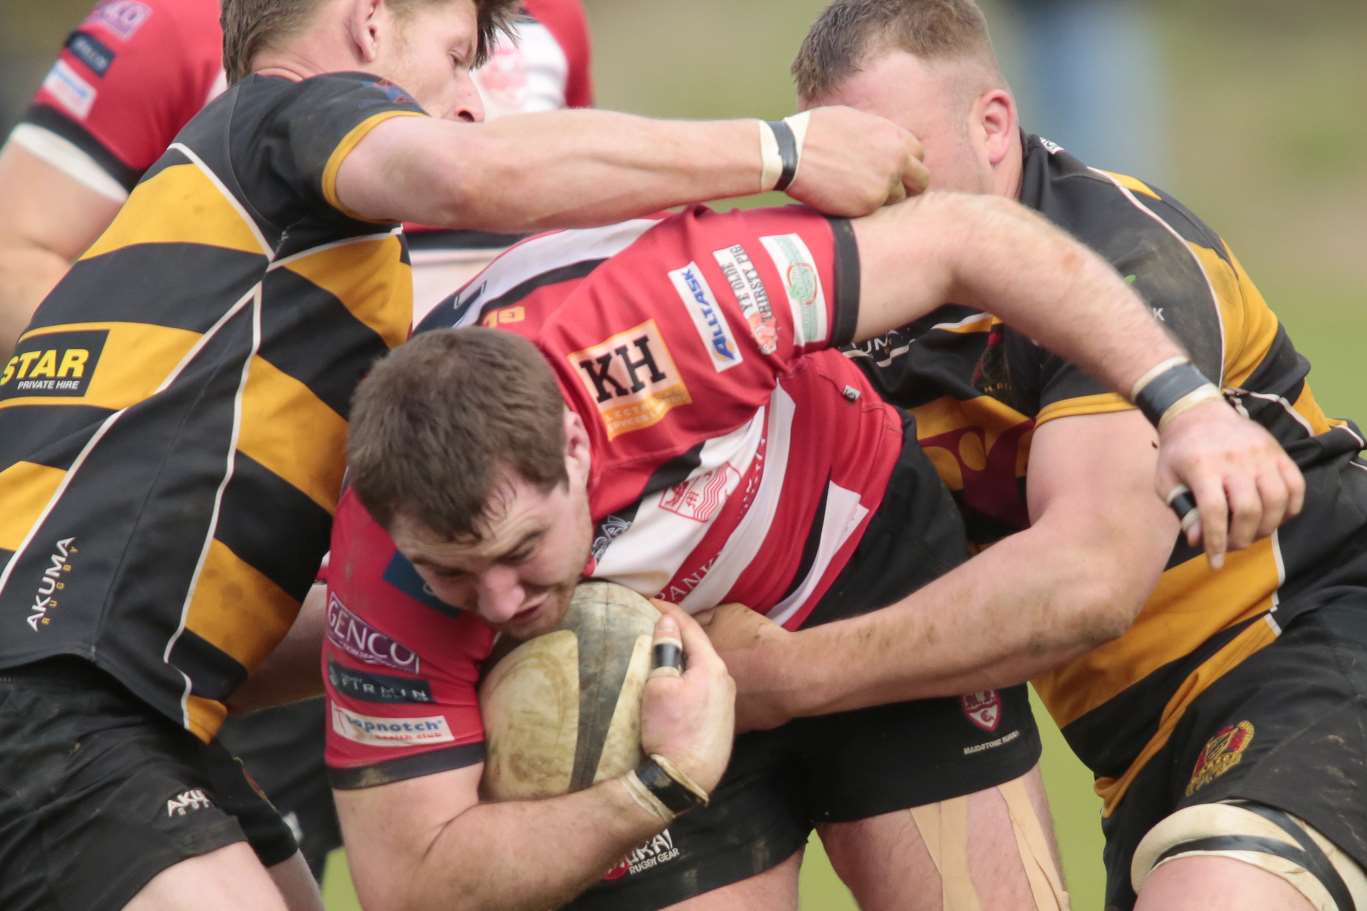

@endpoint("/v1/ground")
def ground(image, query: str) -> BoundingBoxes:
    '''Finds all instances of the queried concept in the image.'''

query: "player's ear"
[976,88,1017,168]
[563,410,591,485]
[346,0,385,64]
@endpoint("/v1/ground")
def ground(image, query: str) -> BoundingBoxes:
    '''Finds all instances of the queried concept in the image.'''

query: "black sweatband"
[1134,361,1213,428]
[634,756,706,816]
[652,642,683,674]
[1167,488,1198,527]
[765,119,800,192]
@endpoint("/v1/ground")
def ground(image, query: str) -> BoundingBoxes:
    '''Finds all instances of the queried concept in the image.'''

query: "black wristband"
[1134,361,1213,428]
[635,756,706,816]
[765,119,800,192]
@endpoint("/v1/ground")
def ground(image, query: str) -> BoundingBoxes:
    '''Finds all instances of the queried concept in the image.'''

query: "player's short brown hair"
[221,0,518,84]
[347,328,569,541]
[792,0,998,100]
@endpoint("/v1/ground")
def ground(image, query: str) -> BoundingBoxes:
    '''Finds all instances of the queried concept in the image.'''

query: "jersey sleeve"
[17,0,224,196]
[524,0,594,108]
[1027,177,1230,427]
[230,72,427,227]
[543,205,861,447]
[324,491,495,789]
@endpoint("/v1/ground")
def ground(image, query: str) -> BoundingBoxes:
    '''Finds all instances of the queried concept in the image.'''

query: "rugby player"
[697,2,1367,909]
[0,0,935,907]
[323,188,1297,910]
[0,0,595,879]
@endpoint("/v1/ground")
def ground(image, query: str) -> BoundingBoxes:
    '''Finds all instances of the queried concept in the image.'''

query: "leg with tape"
[1133,801,1367,911]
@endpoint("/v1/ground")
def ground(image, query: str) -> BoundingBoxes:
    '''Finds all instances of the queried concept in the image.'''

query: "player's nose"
[452,69,484,123]
[475,565,523,623]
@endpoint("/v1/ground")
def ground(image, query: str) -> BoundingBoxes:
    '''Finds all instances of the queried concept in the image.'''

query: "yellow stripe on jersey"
[1099,171,1161,200]
[80,163,266,261]
[1187,244,1280,388]
[236,356,348,514]
[1035,392,1133,428]
[320,110,426,221]
[0,461,66,551]
[184,538,296,681]
[1033,537,1280,729]
[1093,615,1278,816]
[0,322,200,413]
[187,694,230,743]
[278,235,412,350]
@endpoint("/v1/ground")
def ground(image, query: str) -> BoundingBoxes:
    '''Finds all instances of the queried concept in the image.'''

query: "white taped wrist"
[623,769,676,824]
[758,120,784,192]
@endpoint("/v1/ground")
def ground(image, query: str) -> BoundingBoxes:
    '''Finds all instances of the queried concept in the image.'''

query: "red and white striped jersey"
[325,204,911,785]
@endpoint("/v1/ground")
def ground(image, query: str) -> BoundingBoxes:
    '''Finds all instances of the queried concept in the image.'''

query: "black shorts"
[218,699,340,879]
[568,412,1042,910]
[0,658,298,911]
[1101,594,1367,910]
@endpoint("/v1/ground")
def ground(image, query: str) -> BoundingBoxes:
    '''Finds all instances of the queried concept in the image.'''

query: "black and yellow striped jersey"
[846,133,1367,816]
[0,71,422,742]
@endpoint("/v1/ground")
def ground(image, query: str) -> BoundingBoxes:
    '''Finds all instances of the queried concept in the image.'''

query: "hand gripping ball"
[479,581,661,800]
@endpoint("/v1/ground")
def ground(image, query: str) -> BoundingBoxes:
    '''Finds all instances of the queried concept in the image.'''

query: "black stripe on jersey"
[216,453,333,601]
[0,302,256,663]
[23,104,142,192]
[1233,326,1311,414]
[407,228,526,252]
[780,478,830,603]
[327,741,487,790]
[828,218,861,348]
[169,629,248,701]
[0,404,113,472]
[0,549,11,569]
[474,259,605,322]
[1061,613,1262,780]
[138,145,191,185]
[258,267,393,418]
[639,443,704,500]
[1130,193,1233,269]
[35,246,268,335]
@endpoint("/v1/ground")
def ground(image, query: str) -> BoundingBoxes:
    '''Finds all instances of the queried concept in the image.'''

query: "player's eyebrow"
[493,529,544,562]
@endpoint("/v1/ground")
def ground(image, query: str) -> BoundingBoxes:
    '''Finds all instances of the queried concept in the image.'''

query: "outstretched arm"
[334,106,927,231]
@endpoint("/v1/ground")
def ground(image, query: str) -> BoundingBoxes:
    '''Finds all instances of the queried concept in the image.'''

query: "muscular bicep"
[333,116,468,226]
[334,762,484,906]
[1026,409,1178,574]
[848,195,960,343]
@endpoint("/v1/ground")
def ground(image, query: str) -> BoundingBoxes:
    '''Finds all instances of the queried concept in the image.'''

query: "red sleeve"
[523,0,593,107]
[542,205,860,448]
[324,490,497,789]
[23,0,224,191]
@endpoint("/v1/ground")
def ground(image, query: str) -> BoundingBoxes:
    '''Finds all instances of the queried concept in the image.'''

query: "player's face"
[376,0,486,121]
[802,49,998,195]
[392,428,595,639]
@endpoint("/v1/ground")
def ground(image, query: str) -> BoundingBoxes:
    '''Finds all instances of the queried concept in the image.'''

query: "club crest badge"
[961,690,1002,733]
[1186,721,1255,796]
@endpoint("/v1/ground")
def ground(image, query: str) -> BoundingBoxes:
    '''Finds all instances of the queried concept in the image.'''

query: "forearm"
[0,243,67,360]
[770,519,1158,718]
[461,112,763,231]
[228,583,327,713]
[387,778,663,911]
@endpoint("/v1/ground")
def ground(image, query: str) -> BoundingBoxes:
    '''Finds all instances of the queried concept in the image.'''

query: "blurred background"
[3,0,1362,907]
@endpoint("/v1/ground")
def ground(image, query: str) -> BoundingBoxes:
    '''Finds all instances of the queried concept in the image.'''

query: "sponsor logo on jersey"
[760,234,827,348]
[27,537,78,632]
[326,593,421,673]
[330,704,455,748]
[65,31,116,77]
[41,58,97,120]
[166,788,213,817]
[569,320,691,440]
[328,660,434,704]
[658,465,741,523]
[1038,136,1065,155]
[603,828,681,880]
[373,78,415,105]
[713,244,777,354]
[1,329,107,400]
[961,690,1002,732]
[590,514,631,564]
[660,554,719,603]
[1186,721,1255,796]
[668,262,741,373]
[90,0,153,41]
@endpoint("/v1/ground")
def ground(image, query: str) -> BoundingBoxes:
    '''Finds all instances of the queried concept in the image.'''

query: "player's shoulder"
[74,0,221,59]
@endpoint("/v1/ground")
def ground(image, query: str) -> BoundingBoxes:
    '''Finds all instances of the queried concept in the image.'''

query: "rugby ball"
[479,581,660,800]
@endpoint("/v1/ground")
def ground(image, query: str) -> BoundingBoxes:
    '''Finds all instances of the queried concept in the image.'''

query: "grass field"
[3,0,1361,907]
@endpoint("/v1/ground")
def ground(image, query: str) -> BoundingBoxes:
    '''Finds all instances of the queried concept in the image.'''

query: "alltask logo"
[669,263,741,373]
[166,788,213,817]
[28,537,77,632]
